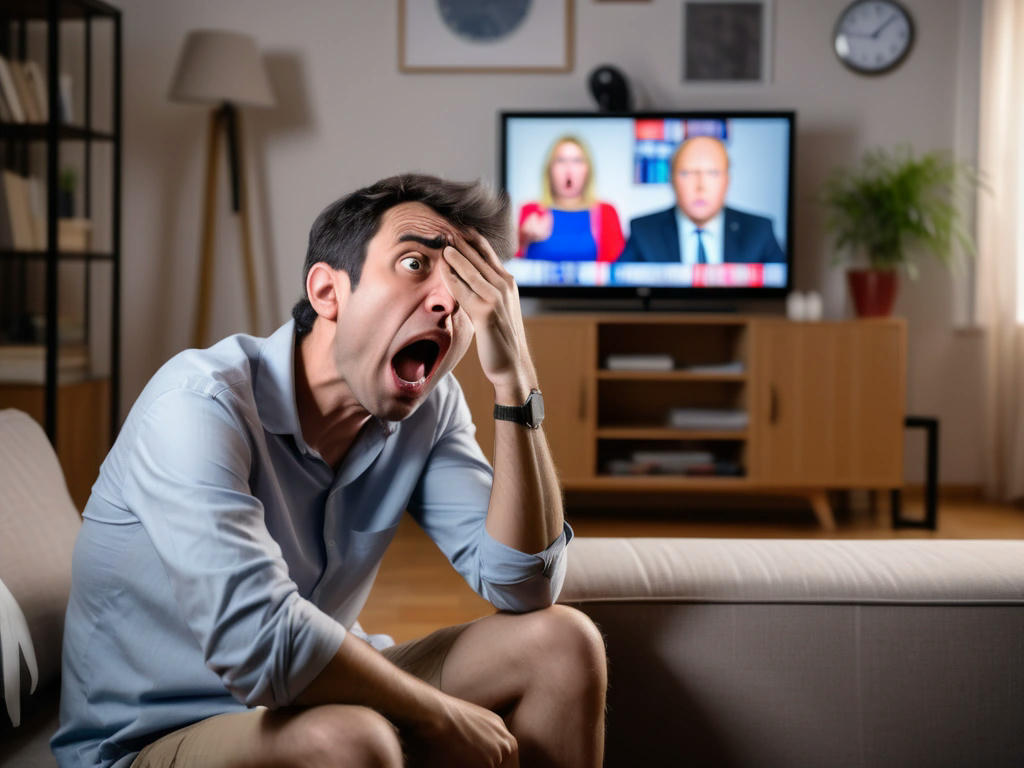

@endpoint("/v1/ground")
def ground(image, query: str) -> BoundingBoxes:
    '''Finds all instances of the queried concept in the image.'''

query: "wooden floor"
[360,491,1024,642]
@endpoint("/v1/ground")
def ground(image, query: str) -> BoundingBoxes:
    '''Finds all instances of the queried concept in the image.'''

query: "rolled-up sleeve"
[121,388,345,708]
[408,380,573,612]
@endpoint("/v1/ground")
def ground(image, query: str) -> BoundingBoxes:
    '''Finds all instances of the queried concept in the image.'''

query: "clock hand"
[871,13,898,39]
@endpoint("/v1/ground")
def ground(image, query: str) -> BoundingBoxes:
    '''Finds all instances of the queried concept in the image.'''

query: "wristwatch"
[494,389,544,429]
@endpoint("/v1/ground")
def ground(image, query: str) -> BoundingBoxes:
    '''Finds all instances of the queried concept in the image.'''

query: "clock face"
[437,0,533,43]
[833,0,914,75]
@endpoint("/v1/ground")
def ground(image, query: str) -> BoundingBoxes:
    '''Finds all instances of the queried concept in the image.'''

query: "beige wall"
[116,0,983,484]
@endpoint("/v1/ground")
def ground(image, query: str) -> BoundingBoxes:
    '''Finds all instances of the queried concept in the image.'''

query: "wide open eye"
[400,255,425,273]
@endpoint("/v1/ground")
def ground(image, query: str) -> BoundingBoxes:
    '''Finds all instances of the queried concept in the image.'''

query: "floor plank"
[360,494,1024,643]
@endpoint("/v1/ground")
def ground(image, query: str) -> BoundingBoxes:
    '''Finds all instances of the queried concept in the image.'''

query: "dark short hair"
[291,173,512,336]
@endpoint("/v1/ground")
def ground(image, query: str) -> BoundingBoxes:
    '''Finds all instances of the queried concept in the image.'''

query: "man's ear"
[306,262,350,323]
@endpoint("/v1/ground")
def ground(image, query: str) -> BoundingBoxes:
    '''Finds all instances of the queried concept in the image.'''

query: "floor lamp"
[169,30,275,347]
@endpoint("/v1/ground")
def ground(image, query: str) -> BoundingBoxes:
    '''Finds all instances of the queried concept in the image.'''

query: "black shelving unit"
[0,0,121,448]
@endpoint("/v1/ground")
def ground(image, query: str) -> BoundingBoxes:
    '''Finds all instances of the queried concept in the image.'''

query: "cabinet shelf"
[597,370,747,383]
[564,475,755,492]
[597,427,748,441]
[0,123,116,142]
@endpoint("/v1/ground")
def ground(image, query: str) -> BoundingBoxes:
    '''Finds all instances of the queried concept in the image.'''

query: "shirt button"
[328,539,337,549]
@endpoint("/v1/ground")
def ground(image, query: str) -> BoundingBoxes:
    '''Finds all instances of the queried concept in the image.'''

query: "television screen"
[501,111,795,299]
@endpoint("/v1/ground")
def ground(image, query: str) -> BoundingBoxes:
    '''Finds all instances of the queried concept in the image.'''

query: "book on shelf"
[2,170,35,249]
[0,80,12,122]
[0,56,25,123]
[26,176,46,248]
[667,408,749,431]
[8,60,40,123]
[682,361,745,375]
[606,452,743,477]
[605,354,675,371]
[0,343,89,384]
[59,73,73,124]
[22,61,48,122]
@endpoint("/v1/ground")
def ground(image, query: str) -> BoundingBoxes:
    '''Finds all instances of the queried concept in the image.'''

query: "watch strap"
[493,402,527,424]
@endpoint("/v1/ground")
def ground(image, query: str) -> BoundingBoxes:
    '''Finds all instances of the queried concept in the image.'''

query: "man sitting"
[52,174,607,768]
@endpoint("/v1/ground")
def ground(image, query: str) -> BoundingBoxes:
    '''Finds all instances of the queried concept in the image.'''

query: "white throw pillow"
[0,576,38,728]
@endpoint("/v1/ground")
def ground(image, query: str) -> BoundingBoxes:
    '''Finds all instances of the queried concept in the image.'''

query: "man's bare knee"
[522,605,607,693]
[275,705,402,768]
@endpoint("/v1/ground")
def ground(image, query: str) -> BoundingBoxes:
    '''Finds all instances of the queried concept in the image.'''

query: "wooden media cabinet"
[453,313,906,529]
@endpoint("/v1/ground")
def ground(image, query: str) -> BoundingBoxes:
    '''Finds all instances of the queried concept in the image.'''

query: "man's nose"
[425,269,458,316]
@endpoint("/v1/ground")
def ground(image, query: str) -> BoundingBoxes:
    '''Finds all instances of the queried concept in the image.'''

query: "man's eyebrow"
[397,233,447,250]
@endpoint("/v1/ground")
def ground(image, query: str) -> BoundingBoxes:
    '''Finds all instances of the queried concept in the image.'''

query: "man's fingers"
[443,246,501,304]
[439,256,487,318]
[450,230,508,286]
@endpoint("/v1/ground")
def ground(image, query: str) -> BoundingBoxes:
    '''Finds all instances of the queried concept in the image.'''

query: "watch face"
[527,391,544,428]
[437,0,533,43]
[833,0,914,75]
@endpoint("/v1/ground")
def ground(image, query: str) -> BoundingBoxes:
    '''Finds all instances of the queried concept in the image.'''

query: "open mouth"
[391,338,443,390]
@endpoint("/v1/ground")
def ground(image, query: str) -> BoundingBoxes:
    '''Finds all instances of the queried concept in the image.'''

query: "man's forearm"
[486,377,564,554]
[295,632,442,728]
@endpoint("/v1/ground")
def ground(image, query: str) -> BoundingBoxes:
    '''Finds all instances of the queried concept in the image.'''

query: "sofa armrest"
[560,537,1024,604]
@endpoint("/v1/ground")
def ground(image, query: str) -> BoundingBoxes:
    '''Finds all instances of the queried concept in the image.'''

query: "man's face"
[331,202,474,421]
[548,141,589,203]
[671,137,730,228]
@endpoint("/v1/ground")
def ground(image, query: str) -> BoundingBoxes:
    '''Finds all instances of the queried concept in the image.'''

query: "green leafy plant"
[821,146,979,278]
[59,167,77,194]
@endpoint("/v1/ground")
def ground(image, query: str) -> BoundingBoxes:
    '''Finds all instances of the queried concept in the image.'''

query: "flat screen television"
[500,110,795,301]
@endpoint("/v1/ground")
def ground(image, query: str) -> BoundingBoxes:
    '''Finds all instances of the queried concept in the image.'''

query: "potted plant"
[821,146,977,317]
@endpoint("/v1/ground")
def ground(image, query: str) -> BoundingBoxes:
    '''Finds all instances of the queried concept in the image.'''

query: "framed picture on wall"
[398,0,573,73]
[682,0,773,83]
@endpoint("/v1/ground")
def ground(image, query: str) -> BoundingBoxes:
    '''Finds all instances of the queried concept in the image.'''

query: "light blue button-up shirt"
[51,321,571,768]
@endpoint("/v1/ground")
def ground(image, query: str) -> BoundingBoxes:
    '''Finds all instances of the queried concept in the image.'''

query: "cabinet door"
[452,316,595,480]
[754,320,905,487]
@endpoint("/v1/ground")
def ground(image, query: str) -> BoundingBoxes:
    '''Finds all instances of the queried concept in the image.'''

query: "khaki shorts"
[131,622,472,768]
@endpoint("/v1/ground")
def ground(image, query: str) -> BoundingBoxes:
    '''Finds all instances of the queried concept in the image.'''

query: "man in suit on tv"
[619,136,785,265]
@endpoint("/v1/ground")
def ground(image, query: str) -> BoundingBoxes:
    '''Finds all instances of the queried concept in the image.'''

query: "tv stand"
[454,313,907,529]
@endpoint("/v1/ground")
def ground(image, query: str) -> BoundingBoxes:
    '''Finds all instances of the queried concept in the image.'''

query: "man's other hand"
[409,692,519,768]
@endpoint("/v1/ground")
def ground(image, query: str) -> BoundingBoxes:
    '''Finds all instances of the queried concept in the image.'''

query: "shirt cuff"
[478,521,574,585]
[277,600,347,706]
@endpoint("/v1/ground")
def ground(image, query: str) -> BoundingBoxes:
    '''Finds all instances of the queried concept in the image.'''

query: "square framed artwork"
[682,0,773,83]
[399,0,574,73]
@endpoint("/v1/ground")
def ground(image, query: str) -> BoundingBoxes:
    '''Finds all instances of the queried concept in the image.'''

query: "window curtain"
[977,0,1024,501]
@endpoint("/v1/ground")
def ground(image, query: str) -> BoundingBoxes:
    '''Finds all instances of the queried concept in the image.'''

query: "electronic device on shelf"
[500,110,796,303]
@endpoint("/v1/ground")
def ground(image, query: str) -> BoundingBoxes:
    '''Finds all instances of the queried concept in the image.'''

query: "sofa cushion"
[0,409,81,731]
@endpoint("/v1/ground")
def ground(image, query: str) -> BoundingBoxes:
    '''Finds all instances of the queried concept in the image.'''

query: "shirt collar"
[677,207,725,240]
[254,320,304,440]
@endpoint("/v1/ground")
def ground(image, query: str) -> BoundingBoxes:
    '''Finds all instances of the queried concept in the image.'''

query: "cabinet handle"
[770,384,779,425]
[579,378,587,421]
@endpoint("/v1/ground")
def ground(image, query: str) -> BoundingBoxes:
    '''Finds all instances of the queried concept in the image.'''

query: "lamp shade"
[169,29,275,107]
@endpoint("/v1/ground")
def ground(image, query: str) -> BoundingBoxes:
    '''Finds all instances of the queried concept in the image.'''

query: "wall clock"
[833,0,914,75]
[437,0,533,43]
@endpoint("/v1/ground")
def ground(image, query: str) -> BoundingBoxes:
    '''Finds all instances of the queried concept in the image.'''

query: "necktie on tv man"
[695,229,707,264]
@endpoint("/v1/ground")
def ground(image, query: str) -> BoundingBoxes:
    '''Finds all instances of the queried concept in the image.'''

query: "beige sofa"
[3,407,1024,767]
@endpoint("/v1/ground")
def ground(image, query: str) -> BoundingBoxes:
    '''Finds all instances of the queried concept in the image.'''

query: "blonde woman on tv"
[516,135,625,262]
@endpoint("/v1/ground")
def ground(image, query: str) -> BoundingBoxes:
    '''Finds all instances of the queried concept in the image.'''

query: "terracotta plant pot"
[847,269,899,317]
